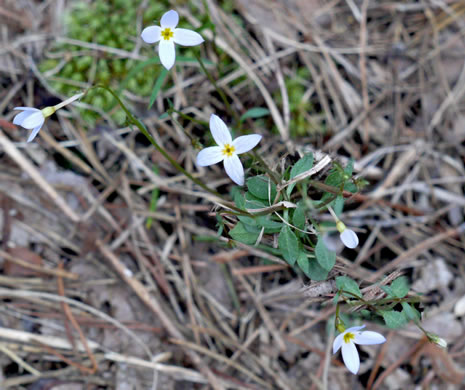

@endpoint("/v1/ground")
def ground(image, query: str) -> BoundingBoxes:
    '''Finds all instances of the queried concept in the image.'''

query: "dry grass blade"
[2,1,465,388]
[0,130,80,222]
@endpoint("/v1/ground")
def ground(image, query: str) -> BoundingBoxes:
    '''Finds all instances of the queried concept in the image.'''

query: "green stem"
[194,52,240,124]
[168,107,208,127]
[89,85,251,216]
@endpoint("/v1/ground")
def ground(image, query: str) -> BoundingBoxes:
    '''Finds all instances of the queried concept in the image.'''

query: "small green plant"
[11,6,447,378]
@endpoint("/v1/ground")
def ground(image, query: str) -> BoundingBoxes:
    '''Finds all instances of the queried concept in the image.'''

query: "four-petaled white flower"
[333,325,386,375]
[141,10,204,70]
[336,220,359,249]
[13,107,46,142]
[196,114,262,186]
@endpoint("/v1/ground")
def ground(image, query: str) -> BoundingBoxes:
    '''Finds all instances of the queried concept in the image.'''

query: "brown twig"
[56,263,98,374]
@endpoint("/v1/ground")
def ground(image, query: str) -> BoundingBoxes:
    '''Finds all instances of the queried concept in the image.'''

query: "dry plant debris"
[0,0,465,389]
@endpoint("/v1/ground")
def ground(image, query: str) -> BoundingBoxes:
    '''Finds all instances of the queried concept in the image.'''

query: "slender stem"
[168,108,208,127]
[89,85,251,216]
[53,92,85,110]
[310,181,341,194]
[316,193,338,210]
[194,52,240,124]
[327,206,339,222]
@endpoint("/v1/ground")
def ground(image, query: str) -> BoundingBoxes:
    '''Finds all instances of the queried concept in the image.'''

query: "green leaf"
[240,107,270,122]
[229,222,260,245]
[318,171,343,209]
[278,225,300,266]
[344,158,354,176]
[233,189,246,209]
[401,302,420,322]
[297,252,328,281]
[238,193,268,228]
[246,175,277,201]
[216,214,224,236]
[336,276,362,298]
[287,153,314,196]
[381,285,395,297]
[315,236,336,271]
[390,276,409,298]
[382,310,407,329]
[242,221,261,233]
[244,191,268,208]
[333,195,345,217]
[256,216,282,233]
[148,68,169,109]
[292,201,306,232]
[325,171,343,187]
[344,181,358,193]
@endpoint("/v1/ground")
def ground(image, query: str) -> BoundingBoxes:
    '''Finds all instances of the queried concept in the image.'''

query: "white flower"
[196,114,262,186]
[12,92,84,143]
[141,10,204,70]
[333,325,386,375]
[13,108,45,142]
[336,221,359,249]
[427,333,447,349]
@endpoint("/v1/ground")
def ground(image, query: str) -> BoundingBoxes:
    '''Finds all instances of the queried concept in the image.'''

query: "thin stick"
[0,249,78,280]
[0,343,41,376]
[57,263,98,374]
[0,130,80,222]
[96,240,225,390]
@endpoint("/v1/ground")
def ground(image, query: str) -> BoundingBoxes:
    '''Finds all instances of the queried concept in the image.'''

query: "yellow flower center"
[222,144,235,157]
[343,332,355,344]
[161,28,174,41]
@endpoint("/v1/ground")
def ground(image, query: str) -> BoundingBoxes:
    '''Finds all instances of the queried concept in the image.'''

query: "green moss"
[40,0,180,125]
[39,0,235,127]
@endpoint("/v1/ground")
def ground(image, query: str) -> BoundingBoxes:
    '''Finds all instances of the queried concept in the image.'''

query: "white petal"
[173,28,204,46]
[161,10,179,28]
[159,40,176,70]
[341,342,360,375]
[354,331,386,346]
[333,333,344,354]
[13,107,40,112]
[340,229,359,248]
[196,146,224,166]
[224,154,244,186]
[27,125,43,143]
[13,110,34,126]
[21,111,45,129]
[232,134,262,154]
[141,26,161,44]
[345,325,366,333]
[209,114,232,146]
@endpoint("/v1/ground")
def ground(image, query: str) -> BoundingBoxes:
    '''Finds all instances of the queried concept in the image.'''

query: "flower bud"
[427,333,447,349]
[336,220,346,233]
